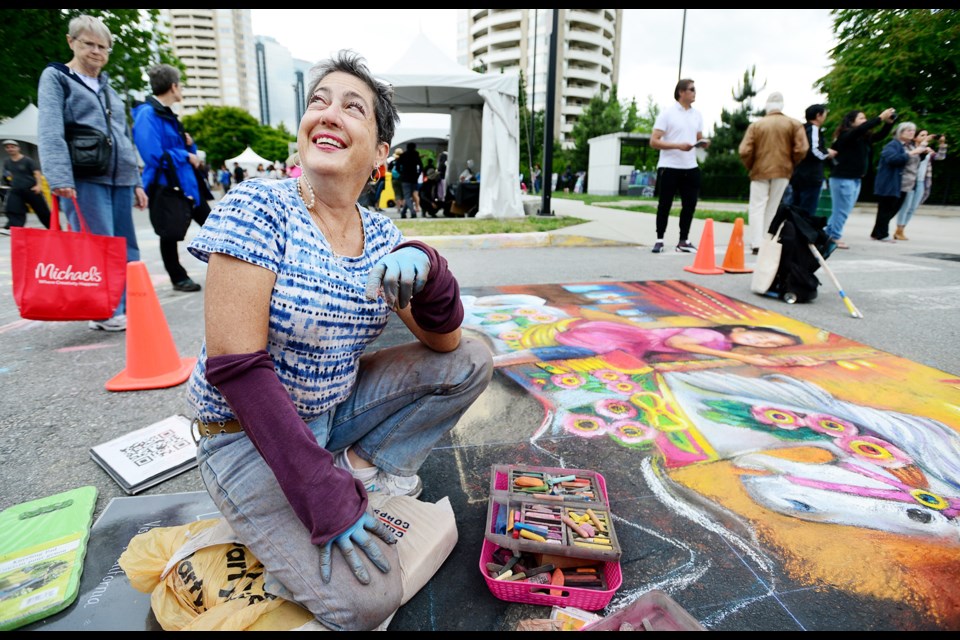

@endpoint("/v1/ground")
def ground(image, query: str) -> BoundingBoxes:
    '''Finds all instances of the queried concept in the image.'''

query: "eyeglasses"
[76,38,112,54]
[686,87,697,93]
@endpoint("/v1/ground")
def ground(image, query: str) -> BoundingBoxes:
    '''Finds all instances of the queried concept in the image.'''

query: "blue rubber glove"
[319,511,397,585]
[365,246,430,310]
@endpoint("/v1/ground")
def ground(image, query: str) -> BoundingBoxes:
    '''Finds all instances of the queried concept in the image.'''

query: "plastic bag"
[118,493,458,631]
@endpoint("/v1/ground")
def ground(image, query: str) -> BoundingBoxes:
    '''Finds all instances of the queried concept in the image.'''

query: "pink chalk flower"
[609,419,656,444]
[592,369,627,382]
[595,398,638,420]
[563,413,609,438]
[606,379,643,395]
[551,373,586,389]
[751,405,804,430]
[803,413,858,438]
[529,313,557,323]
[837,435,912,468]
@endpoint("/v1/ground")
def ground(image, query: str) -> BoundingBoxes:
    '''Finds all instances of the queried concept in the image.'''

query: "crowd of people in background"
[4,11,952,294]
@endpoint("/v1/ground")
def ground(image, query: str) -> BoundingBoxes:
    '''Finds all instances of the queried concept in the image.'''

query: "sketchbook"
[89,415,198,495]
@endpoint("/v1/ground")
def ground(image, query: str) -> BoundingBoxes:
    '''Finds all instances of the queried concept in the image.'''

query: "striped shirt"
[185,177,403,422]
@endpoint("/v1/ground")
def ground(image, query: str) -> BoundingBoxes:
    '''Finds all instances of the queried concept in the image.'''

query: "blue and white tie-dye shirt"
[185,177,404,422]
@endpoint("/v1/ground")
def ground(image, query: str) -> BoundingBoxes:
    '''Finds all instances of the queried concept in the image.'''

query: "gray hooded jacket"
[37,62,142,191]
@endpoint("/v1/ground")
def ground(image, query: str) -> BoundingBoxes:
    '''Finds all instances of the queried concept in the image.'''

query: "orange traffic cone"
[683,218,724,275]
[721,217,753,273]
[105,261,197,391]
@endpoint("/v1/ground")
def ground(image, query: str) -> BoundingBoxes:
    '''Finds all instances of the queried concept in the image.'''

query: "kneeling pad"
[118,493,457,631]
[0,486,98,631]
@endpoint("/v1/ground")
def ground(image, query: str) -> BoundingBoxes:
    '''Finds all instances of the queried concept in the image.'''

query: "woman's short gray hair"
[894,122,917,139]
[69,14,113,48]
[147,64,181,96]
[306,50,398,146]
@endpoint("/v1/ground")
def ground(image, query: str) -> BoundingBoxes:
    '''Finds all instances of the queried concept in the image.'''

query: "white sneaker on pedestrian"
[334,449,423,498]
[88,315,127,332]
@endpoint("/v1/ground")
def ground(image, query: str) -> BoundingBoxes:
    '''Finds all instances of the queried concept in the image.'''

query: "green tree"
[816,9,960,144]
[816,9,960,204]
[700,67,763,198]
[0,9,175,119]
[567,85,626,172]
[253,121,297,166]
[623,98,641,133]
[517,70,546,189]
[622,95,660,171]
[182,106,266,170]
[630,95,660,134]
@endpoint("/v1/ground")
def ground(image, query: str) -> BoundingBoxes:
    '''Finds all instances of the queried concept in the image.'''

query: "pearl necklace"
[297,175,354,251]
[297,176,316,210]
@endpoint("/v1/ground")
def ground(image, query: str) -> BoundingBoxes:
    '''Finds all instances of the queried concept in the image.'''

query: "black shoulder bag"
[64,81,113,178]
[148,152,193,241]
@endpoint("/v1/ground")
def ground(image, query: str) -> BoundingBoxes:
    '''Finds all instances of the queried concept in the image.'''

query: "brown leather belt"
[193,418,244,439]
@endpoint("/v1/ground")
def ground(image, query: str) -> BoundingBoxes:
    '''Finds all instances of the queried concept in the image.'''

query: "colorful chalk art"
[459,280,960,628]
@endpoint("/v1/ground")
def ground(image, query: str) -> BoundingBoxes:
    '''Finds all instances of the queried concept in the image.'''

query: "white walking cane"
[808,243,863,318]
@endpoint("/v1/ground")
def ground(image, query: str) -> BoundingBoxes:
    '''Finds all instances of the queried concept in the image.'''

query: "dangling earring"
[370,166,379,182]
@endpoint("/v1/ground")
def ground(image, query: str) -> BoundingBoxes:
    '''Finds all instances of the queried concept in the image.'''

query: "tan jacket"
[738,112,809,180]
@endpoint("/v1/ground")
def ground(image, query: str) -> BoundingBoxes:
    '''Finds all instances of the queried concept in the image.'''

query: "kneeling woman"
[184,50,493,630]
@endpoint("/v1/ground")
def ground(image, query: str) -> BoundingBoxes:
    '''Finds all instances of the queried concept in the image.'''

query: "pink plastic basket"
[479,538,622,611]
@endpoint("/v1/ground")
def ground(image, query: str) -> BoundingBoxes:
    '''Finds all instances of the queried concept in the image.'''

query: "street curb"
[408,232,636,250]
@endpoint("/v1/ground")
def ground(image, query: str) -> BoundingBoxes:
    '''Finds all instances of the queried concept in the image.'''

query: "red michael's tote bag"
[10,196,127,321]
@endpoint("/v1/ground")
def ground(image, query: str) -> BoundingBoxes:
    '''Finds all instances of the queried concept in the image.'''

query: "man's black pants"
[655,167,701,241]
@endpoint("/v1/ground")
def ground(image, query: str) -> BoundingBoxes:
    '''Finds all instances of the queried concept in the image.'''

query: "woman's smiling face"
[298,71,381,182]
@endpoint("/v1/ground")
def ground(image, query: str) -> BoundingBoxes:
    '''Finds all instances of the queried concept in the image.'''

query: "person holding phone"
[649,78,710,254]
[824,107,897,249]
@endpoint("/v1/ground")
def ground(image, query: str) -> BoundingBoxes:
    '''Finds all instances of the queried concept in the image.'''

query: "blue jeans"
[196,338,493,630]
[60,183,140,317]
[825,177,861,241]
[896,180,924,227]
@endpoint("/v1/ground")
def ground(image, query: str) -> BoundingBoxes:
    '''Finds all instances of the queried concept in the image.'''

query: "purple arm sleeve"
[392,240,464,334]
[205,350,368,546]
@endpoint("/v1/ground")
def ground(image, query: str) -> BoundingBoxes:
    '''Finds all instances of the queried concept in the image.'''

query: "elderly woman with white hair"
[870,121,933,243]
[37,13,148,332]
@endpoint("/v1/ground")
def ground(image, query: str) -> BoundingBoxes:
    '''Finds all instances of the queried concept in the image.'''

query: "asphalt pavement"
[2,194,959,631]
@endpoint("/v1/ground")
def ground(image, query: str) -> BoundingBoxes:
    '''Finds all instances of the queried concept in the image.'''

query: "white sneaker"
[333,449,423,498]
[364,471,423,499]
[88,315,127,332]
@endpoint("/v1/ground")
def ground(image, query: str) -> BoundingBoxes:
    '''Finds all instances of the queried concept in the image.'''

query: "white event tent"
[225,146,273,175]
[0,103,39,147]
[377,35,523,218]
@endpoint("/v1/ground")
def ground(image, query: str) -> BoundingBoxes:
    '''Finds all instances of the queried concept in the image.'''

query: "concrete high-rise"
[158,9,259,119]
[459,9,622,148]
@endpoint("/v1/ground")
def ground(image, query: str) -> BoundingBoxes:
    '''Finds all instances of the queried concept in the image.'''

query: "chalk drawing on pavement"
[459,280,960,627]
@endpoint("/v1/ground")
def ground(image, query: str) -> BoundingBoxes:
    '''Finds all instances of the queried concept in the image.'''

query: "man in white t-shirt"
[649,78,710,253]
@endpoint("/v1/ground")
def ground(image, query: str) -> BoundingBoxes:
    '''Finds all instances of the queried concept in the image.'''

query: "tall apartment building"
[459,9,622,148]
[158,9,259,119]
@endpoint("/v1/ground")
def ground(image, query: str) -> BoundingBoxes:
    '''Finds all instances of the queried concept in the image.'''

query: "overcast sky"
[251,9,837,135]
